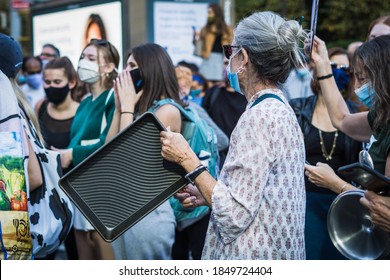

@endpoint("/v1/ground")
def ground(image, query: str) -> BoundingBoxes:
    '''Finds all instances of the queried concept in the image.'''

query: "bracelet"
[185,164,207,184]
[340,183,349,194]
[317,73,333,81]
[120,111,134,115]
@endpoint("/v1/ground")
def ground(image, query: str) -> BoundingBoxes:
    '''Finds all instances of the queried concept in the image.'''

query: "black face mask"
[44,84,70,105]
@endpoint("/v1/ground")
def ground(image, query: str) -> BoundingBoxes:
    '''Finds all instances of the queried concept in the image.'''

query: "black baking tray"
[58,112,187,242]
[338,162,390,193]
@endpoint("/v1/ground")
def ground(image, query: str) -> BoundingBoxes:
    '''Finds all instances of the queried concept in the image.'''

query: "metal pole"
[10,1,21,40]
[281,0,287,17]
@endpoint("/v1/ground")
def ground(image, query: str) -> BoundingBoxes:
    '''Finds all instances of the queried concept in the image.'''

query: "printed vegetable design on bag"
[0,131,32,259]
[0,133,27,211]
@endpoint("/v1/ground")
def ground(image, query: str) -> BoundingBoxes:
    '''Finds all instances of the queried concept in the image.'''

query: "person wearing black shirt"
[202,78,247,167]
[289,70,361,259]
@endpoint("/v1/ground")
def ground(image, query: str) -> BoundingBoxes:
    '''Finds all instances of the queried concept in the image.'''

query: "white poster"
[153,1,208,66]
[32,1,123,70]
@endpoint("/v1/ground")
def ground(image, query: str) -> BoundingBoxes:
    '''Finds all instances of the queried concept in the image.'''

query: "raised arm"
[311,36,372,142]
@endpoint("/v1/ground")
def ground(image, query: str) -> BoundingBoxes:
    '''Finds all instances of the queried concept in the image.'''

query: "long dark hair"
[130,43,183,114]
[205,3,228,35]
[353,34,390,131]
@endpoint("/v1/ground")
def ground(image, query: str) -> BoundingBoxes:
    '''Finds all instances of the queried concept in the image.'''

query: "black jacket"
[289,95,362,165]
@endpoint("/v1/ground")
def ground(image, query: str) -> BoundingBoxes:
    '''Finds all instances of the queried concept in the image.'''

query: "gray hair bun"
[234,11,308,84]
[277,20,304,54]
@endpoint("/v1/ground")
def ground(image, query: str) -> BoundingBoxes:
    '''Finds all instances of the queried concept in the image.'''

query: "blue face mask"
[355,83,375,108]
[17,74,26,84]
[26,73,43,89]
[332,68,350,92]
[190,89,202,97]
[296,68,309,79]
[226,48,244,95]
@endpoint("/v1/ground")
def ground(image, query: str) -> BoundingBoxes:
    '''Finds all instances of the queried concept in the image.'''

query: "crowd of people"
[1,4,390,260]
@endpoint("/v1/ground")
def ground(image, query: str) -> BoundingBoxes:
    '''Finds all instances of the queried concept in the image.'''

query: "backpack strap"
[149,98,193,120]
[149,98,176,113]
[250,93,284,109]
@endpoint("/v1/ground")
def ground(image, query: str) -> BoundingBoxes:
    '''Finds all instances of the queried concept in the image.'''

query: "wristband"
[121,111,134,115]
[185,164,207,184]
[317,73,333,81]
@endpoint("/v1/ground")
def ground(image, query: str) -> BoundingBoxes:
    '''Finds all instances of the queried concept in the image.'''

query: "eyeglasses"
[223,45,241,60]
[40,52,57,58]
[330,62,350,73]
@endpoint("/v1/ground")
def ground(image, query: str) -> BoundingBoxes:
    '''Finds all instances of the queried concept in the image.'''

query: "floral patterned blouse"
[201,88,306,260]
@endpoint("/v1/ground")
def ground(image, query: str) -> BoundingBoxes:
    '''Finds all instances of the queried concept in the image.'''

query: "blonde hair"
[10,78,44,142]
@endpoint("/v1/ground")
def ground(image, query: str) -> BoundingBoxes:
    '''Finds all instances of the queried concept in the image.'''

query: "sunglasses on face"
[223,45,241,60]
[330,62,350,73]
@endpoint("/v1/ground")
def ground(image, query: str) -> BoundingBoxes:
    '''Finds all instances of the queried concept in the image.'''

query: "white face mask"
[77,59,101,84]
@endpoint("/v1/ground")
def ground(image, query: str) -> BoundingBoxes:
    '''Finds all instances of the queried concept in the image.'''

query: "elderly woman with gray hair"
[160,11,308,260]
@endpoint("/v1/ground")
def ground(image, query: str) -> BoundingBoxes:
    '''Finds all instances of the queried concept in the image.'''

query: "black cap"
[0,33,23,78]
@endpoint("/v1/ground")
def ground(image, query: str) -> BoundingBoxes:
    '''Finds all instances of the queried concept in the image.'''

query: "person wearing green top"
[304,35,390,234]
[366,110,390,175]
[67,88,114,166]
[54,39,120,259]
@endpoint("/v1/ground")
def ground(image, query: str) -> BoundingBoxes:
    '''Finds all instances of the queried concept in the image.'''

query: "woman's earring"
[237,65,245,74]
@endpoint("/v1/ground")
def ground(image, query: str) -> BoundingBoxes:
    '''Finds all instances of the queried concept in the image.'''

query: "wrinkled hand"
[360,191,390,232]
[160,127,196,166]
[304,162,340,191]
[51,146,73,169]
[174,184,207,208]
[113,70,143,113]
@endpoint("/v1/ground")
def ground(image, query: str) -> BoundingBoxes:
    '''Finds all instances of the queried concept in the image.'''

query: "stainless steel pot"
[327,189,390,259]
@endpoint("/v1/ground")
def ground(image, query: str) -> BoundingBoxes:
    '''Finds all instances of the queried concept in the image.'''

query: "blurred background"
[0,0,389,66]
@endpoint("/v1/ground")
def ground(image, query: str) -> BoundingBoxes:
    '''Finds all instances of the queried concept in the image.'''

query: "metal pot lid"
[327,189,390,260]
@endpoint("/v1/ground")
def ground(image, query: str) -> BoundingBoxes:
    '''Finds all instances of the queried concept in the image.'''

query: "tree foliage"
[234,0,390,48]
